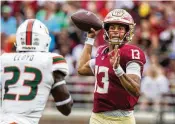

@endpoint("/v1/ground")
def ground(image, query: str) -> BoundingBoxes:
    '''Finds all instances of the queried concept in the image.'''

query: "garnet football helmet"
[103,9,135,45]
[16,19,51,52]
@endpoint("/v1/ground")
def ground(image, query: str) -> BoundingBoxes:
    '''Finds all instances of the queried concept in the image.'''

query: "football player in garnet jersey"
[78,9,146,124]
[1,19,73,124]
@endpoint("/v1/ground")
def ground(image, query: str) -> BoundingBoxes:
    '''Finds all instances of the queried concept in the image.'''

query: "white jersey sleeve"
[51,53,69,76]
[126,62,141,79]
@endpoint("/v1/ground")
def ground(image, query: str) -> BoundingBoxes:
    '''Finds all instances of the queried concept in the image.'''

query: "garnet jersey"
[0,52,68,124]
[93,44,146,113]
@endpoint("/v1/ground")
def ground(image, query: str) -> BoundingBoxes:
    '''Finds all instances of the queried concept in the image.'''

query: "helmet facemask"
[104,23,132,45]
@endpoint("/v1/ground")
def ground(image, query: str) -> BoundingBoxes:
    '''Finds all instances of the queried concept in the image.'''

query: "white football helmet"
[103,9,135,45]
[16,19,51,52]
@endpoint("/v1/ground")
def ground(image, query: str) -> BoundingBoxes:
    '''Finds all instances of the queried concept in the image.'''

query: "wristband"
[85,37,95,45]
[113,65,125,77]
[55,95,72,106]
[52,80,66,89]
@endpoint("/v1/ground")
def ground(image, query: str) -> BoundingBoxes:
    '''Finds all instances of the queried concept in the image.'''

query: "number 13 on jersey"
[94,66,109,94]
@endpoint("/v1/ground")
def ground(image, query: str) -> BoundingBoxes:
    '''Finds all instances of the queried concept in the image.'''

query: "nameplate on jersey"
[14,54,34,61]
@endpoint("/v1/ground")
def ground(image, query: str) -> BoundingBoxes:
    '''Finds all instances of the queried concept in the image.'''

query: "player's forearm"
[77,44,92,72]
[118,74,140,97]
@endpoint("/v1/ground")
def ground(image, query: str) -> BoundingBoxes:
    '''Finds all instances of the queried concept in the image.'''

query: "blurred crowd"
[1,1,175,111]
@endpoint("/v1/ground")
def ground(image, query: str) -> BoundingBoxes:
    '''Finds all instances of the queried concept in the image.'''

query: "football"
[71,9,103,32]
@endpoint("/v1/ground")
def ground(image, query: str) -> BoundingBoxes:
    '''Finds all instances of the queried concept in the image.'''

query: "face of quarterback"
[108,24,127,41]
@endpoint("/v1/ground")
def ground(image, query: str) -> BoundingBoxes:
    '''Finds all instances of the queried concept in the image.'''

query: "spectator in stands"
[3,35,16,53]
[1,33,7,54]
[144,54,163,76]
[159,28,175,53]
[53,29,77,75]
[55,2,69,30]
[165,53,175,111]
[140,64,169,111]
[115,0,134,10]
[36,1,61,52]
[166,53,175,87]
[1,5,17,35]
[24,6,35,19]
[54,43,75,76]
[72,37,97,73]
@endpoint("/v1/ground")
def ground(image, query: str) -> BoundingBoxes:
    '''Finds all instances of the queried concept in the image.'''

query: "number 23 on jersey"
[3,66,42,101]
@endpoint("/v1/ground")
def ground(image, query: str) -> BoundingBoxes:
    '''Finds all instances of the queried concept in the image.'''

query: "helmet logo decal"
[112,9,124,17]
[33,38,39,46]
[26,19,35,45]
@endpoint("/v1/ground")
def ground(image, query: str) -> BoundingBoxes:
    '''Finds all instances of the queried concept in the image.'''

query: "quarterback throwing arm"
[77,29,98,76]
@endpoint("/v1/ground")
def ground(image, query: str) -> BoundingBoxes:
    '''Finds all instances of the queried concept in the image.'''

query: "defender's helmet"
[16,19,51,52]
[103,9,135,45]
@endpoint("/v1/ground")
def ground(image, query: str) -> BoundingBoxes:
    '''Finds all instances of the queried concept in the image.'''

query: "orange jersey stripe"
[53,60,66,64]
[53,56,66,64]
[26,19,35,45]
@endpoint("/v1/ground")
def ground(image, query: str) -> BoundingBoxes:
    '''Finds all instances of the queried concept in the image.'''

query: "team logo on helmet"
[112,9,125,17]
